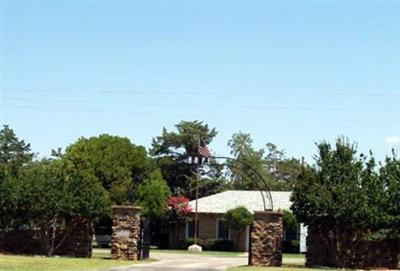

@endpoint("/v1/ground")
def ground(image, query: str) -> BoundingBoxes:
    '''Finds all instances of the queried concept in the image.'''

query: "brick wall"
[306,226,400,269]
[0,217,92,257]
[170,213,248,251]
[198,213,219,240]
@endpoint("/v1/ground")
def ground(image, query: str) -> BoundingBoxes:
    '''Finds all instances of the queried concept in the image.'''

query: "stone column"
[111,206,141,260]
[249,211,283,266]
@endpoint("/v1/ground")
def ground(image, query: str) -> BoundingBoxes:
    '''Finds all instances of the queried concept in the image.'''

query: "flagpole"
[194,135,200,246]
[188,135,204,252]
[194,160,199,246]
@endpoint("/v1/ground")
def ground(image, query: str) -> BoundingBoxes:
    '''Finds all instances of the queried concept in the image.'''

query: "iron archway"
[153,153,274,211]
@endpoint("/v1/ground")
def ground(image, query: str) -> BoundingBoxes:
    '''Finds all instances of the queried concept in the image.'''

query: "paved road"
[108,252,248,271]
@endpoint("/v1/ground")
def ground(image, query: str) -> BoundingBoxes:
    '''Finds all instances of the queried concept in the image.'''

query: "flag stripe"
[198,139,211,158]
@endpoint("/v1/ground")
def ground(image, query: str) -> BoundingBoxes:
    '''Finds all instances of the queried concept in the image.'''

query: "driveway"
[108,251,248,271]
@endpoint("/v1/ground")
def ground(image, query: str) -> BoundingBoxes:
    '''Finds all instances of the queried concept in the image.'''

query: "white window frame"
[216,219,230,240]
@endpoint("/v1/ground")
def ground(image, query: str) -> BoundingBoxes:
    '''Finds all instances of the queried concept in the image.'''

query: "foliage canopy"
[291,137,400,267]
[63,134,149,204]
[223,206,253,230]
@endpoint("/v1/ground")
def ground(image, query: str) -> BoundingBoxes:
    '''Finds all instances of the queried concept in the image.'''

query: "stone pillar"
[249,211,283,266]
[111,206,141,260]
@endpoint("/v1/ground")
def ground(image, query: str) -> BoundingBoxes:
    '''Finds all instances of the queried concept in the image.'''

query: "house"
[168,190,307,252]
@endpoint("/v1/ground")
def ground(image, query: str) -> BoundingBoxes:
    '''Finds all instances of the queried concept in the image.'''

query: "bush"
[223,206,253,230]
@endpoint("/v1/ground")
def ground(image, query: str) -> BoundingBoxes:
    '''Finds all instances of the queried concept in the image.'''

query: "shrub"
[223,206,253,230]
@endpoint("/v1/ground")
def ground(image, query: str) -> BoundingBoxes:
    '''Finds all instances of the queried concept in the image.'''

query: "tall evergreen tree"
[151,120,225,198]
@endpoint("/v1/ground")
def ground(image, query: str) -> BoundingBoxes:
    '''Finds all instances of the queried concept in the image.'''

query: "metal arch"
[152,152,274,211]
[212,156,273,211]
[216,161,268,211]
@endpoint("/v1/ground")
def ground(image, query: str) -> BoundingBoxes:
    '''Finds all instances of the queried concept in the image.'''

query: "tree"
[63,134,149,204]
[16,158,110,256]
[156,195,192,248]
[290,137,391,267]
[0,125,33,230]
[151,120,217,157]
[135,170,171,220]
[265,143,302,190]
[379,152,400,237]
[150,120,223,198]
[227,132,300,191]
[227,132,270,190]
[0,125,33,179]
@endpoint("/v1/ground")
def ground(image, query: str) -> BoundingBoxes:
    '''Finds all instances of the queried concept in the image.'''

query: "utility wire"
[5,96,400,113]
[5,88,400,97]
[5,104,400,123]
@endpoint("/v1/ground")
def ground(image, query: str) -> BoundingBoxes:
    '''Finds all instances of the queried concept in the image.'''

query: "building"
[169,190,307,252]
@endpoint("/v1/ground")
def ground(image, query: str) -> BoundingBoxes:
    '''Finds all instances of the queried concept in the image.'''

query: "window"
[217,220,230,240]
[186,220,199,239]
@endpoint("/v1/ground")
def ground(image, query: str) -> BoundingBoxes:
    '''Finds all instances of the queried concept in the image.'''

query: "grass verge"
[228,264,339,271]
[0,249,144,271]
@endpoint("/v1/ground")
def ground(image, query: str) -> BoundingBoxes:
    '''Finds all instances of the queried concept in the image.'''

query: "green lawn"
[0,249,144,271]
[0,249,332,271]
[227,254,342,271]
[282,254,305,259]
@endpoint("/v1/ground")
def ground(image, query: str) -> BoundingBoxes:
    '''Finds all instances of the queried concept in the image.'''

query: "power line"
[5,104,400,123]
[5,96,400,113]
[4,88,400,97]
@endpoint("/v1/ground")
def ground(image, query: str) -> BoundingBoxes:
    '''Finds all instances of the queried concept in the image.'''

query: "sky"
[1,0,400,162]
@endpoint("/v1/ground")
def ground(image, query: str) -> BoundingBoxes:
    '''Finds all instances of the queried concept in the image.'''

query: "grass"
[228,255,352,271]
[0,248,145,271]
[227,254,335,271]
[151,248,244,257]
[282,254,305,259]
[0,248,328,271]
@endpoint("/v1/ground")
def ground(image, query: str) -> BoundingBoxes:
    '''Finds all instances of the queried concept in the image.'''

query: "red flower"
[167,196,192,215]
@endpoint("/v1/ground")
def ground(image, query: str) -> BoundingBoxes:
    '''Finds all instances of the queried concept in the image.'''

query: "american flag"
[198,139,211,158]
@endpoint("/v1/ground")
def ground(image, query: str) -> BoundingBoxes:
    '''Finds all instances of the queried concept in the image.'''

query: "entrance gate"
[139,218,151,260]
[110,154,283,266]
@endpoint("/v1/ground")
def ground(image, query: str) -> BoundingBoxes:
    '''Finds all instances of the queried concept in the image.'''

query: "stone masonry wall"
[60,217,93,257]
[249,211,283,266]
[0,217,92,257]
[306,226,400,269]
[111,206,141,260]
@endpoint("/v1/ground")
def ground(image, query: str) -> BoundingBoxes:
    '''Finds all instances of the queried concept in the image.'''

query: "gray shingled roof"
[188,190,292,213]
